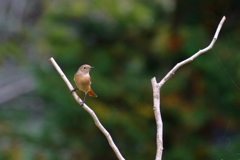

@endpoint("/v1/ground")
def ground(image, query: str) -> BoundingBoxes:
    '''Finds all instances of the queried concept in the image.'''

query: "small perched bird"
[72,64,97,105]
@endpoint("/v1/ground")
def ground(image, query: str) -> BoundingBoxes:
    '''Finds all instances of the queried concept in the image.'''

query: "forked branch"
[151,16,226,160]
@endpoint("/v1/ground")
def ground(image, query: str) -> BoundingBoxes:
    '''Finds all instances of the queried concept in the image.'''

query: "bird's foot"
[81,101,85,106]
[71,88,78,94]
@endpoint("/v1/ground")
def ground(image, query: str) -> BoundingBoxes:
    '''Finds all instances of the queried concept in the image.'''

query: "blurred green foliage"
[1,0,240,160]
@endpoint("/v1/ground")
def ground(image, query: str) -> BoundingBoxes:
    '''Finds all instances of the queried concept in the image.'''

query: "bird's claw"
[71,88,78,94]
[81,101,85,106]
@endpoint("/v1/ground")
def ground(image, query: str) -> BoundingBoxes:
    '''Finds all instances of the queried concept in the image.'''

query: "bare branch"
[49,57,125,160]
[151,77,163,160]
[152,16,226,160]
[159,16,226,87]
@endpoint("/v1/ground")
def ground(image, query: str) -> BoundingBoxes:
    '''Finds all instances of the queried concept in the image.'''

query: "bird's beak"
[90,66,94,69]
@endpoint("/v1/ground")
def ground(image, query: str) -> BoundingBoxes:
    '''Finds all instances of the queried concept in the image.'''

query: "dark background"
[1,0,240,160]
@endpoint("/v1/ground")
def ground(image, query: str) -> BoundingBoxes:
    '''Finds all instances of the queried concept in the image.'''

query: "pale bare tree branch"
[151,77,162,160]
[49,57,125,160]
[151,16,226,160]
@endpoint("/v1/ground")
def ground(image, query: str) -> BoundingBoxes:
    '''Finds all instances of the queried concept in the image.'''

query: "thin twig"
[159,16,226,87]
[151,16,226,160]
[49,57,125,160]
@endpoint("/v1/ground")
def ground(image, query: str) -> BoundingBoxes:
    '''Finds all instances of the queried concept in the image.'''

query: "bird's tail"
[88,88,97,97]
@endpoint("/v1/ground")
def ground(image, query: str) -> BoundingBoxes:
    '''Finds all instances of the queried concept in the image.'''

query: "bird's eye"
[84,67,86,69]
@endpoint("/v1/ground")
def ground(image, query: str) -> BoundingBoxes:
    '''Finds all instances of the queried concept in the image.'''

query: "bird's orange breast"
[74,74,91,93]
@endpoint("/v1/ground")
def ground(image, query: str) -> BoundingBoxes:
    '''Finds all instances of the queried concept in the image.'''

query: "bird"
[72,64,97,106]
